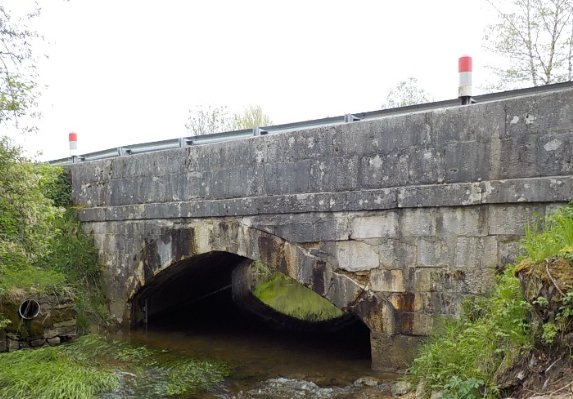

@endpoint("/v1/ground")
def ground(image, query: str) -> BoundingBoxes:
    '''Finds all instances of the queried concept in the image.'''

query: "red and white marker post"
[69,132,78,160]
[458,55,473,105]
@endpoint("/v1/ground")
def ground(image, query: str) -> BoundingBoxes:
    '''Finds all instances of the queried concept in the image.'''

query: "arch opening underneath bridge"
[130,250,372,363]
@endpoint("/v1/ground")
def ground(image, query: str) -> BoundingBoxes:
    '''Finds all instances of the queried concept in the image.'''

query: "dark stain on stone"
[394,292,416,312]
[312,261,326,295]
[452,270,465,281]
[394,292,416,335]
[258,235,273,267]
[278,256,288,275]
[171,228,193,261]
[142,238,160,284]
[400,312,414,335]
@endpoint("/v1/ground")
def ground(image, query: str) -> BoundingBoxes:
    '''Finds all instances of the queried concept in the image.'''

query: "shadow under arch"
[125,220,398,370]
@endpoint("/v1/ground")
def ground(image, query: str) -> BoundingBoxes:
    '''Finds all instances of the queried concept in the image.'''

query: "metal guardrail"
[49,81,573,165]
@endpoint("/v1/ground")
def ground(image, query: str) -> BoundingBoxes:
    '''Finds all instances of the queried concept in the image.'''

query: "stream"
[122,324,397,398]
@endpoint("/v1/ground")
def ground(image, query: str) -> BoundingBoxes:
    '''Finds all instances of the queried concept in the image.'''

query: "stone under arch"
[123,219,399,370]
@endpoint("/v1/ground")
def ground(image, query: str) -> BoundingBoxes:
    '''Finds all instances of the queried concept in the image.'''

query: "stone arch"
[125,219,397,339]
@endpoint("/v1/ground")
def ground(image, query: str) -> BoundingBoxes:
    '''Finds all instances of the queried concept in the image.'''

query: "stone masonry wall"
[70,86,573,369]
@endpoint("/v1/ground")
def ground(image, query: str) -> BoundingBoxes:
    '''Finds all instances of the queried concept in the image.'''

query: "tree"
[382,77,432,109]
[232,105,272,130]
[184,105,234,136]
[484,0,573,88]
[0,4,40,130]
[185,104,272,135]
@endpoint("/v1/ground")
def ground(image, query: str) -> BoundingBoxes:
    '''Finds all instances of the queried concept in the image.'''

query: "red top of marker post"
[459,56,472,73]
[69,132,77,142]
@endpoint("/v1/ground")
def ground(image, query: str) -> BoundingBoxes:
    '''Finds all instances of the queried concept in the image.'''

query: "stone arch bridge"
[70,86,573,370]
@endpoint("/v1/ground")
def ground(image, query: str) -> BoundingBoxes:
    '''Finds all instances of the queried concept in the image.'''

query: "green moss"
[253,272,343,321]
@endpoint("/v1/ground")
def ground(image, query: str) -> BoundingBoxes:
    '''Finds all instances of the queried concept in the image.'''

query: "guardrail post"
[344,114,361,123]
[253,127,268,136]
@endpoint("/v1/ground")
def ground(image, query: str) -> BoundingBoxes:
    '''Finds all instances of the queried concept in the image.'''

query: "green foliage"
[253,269,343,321]
[541,322,559,344]
[442,376,484,399]
[521,203,573,263]
[0,334,229,398]
[0,137,62,267]
[0,344,118,399]
[60,334,228,398]
[0,138,107,329]
[232,105,272,129]
[558,289,573,319]
[0,4,40,129]
[39,166,72,208]
[409,268,532,398]
[0,265,65,294]
[0,316,10,329]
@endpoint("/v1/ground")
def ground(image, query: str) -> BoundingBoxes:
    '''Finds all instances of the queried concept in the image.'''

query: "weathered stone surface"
[391,381,413,396]
[335,241,379,272]
[69,86,573,371]
[371,269,405,293]
[46,337,61,346]
[30,339,46,347]
[350,213,399,239]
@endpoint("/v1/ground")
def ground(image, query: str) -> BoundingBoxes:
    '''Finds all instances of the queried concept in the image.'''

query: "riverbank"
[402,203,573,399]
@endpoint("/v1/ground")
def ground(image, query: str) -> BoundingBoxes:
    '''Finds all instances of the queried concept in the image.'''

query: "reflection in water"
[125,288,397,398]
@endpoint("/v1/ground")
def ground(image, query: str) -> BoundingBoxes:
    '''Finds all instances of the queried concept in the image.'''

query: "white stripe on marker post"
[69,132,78,156]
[458,56,472,105]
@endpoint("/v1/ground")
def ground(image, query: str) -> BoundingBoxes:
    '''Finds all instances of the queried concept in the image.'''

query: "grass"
[408,203,573,398]
[0,344,118,399]
[253,271,343,321]
[521,204,573,263]
[0,334,229,399]
[409,268,532,398]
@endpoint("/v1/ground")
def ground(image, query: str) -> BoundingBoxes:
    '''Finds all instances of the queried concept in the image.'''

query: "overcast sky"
[8,0,496,161]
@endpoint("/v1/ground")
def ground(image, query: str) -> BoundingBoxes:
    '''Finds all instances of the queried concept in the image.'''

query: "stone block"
[7,338,19,352]
[335,241,379,272]
[399,312,434,336]
[47,337,61,346]
[405,146,445,185]
[370,332,425,371]
[359,152,410,189]
[378,239,416,269]
[350,212,399,239]
[497,238,522,267]
[488,205,545,235]
[44,325,77,339]
[445,141,491,183]
[416,238,450,267]
[30,339,46,347]
[454,236,498,269]
[499,134,540,179]
[264,160,311,195]
[308,157,359,192]
[414,268,467,293]
[400,209,437,237]
[370,269,405,293]
[537,133,573,176]
[438,207,485,236]
[388,292,424,312]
